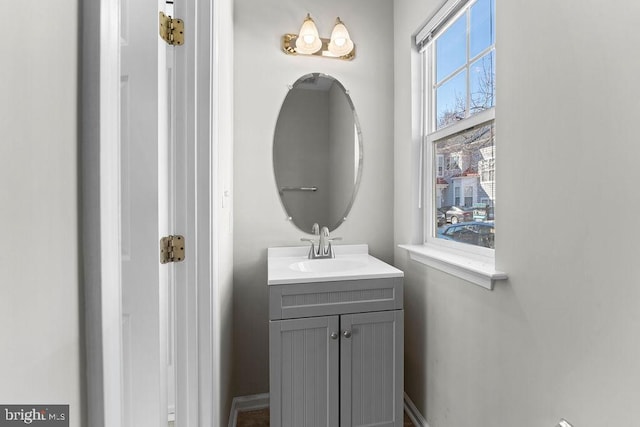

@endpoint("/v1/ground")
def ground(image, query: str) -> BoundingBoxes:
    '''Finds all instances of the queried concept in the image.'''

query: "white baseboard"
[228,393,270,427]
[404,392,430,427]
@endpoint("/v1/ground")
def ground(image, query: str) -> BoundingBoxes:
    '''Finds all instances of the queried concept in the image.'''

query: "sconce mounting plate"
[282,34,356,61]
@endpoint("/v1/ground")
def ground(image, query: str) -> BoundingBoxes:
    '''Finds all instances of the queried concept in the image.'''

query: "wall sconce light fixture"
[283,14,356,60]
[295,14,322,54]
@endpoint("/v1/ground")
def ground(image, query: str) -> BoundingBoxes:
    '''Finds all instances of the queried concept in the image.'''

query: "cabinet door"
[270,316,340,427]
[340,310,404,427]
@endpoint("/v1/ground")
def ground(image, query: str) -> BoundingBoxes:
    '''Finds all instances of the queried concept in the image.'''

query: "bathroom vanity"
[268,245,404,427]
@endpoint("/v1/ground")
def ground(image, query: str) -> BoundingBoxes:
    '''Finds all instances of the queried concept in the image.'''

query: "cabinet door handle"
[330,332,339,340]
[343,330,352,339]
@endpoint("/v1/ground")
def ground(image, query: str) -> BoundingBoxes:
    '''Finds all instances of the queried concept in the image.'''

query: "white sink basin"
[289,258,368,274]
[268,244,403,285]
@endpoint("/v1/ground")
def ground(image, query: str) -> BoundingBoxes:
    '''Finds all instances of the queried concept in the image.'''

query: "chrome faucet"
[318,226,331,257]
[301,224,341,259]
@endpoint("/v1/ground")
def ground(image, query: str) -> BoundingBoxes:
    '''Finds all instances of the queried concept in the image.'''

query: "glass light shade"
[295,14,322,54]
[328,18,354,57]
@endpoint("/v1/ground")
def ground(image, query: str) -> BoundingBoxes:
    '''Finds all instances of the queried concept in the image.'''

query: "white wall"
[215,0,236,423]
[233,0,394,396]
[0,1,83,425]
[394,1,640,426]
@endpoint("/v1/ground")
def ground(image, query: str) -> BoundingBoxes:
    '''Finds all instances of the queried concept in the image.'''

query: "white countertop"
[267,244,404,285]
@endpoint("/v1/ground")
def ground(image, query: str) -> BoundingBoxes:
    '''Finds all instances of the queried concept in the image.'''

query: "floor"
[236,407,415,426]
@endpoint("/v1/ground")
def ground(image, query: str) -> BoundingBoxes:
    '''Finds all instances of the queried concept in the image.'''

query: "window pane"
[470,0,495,58]
[435,14,466,82]
[436,70,467,129]
[470,51,495,115]
[435,123,495,249]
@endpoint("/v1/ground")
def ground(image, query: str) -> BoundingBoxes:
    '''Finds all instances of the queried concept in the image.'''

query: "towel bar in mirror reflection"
[279,186,318,195]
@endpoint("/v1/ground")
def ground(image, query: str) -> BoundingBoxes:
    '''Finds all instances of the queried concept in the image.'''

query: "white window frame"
[400,0,507,290]
[424,113,494,258]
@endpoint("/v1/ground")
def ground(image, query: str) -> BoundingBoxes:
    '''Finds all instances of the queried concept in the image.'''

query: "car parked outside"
[437,221,495,248]
[445,206,473,224]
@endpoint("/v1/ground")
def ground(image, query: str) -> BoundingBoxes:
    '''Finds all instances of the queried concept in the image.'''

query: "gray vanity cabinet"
[269,277,404,427]
[270,316,340,427]
[339,310,403,427]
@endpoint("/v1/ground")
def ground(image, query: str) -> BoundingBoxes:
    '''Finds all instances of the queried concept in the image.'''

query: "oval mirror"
[273,73,363,233]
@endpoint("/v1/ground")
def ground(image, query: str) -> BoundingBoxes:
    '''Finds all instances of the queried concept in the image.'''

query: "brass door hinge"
[159,12,184,46]
[160,235,185,264]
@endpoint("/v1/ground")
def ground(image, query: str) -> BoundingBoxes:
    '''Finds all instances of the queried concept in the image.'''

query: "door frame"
[80,0,224,425]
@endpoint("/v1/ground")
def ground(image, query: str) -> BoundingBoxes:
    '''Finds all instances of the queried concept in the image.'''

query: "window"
[400,0,505,289]
[420,0,496,252]
[445,153,460,171]
[464,185,474,207]
[480,156,495,183]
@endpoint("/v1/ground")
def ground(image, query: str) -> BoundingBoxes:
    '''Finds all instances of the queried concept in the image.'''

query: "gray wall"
[394,1,640,426]
[233,0,394,396]
[0,1,83,425]
[328,82,358,228]
[274,89,331,230]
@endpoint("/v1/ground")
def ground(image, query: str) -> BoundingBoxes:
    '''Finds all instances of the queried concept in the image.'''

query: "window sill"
[398,243,507,290]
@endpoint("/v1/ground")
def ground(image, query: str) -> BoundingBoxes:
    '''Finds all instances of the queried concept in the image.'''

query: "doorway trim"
[80,0,223,425]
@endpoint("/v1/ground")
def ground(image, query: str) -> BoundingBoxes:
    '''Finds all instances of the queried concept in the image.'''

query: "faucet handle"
[301,237,319,259]
[311,223,320,235]
[318,227,341,242]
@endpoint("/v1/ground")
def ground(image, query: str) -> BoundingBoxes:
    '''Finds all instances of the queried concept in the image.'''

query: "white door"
[120,0,174,425]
